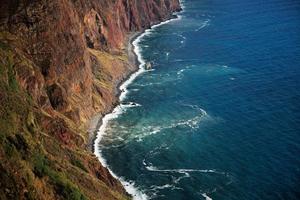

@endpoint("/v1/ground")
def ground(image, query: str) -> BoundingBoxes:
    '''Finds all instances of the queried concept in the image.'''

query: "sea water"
[95,0,300,199]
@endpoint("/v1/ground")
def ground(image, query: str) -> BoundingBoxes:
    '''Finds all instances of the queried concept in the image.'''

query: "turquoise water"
[97,0,300,199]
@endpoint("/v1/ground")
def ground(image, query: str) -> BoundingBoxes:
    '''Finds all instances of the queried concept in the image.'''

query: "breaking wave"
[94,2,185,200]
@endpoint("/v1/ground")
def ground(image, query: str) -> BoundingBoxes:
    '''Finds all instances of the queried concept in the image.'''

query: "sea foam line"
[202,193,213,200]
[145,165,223,175]
[94,3,184,200]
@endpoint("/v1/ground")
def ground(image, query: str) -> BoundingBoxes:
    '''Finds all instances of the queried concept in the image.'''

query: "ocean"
[94,0,300,199]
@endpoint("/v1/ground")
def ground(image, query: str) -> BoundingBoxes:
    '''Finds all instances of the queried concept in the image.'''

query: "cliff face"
[0,0,180,125]
[0,0,180,199]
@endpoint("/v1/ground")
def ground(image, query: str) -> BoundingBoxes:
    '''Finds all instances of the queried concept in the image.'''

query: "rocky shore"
[87,32,141,152]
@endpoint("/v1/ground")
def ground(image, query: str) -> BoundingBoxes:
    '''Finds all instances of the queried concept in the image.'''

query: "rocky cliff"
[0,0,181,199]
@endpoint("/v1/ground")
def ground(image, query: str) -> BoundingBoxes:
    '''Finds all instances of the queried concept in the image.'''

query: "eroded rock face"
[0,0,181,124]
[0,0,180,199]
[46,83,67,111]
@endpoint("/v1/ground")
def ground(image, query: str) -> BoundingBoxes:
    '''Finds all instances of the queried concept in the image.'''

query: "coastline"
[87,14,182,152]
[86,31,142,152]
[91,9,183,200]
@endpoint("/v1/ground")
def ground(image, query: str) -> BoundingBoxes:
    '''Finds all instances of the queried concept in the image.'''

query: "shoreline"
[87,31,142,152]
[87,13,181,153]
[91,8,183,200]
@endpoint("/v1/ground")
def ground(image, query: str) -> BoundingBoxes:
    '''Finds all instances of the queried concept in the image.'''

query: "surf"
[93,2,185,199]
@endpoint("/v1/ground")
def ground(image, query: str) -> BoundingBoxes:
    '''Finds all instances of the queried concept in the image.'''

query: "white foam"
[195,19,210,32]
[146,166,219,174]
[170,108,208,129]
[151,184,174,190]
[94,1,185,199]
[122,102,142,108]
[178,0,186,12]
[134,126,164,142]
[173,172,190,184]
[177,69,186,75]
[176,65,194,78]
[94,104,148,200]
[175,34,187,44]
[131,88,140,92]
[143,161,227,175]
[202,193,213,200]
[170,115,204,129]
[134,107,208,142]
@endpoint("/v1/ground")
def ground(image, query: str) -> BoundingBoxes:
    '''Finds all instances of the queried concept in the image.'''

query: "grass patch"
[33,153,88,200]
[33,153,49,178]
[0,41,9,50]
[7,58,18,91]
[3,138,17,157]
[71,158,88,172]
[51,173,88,200]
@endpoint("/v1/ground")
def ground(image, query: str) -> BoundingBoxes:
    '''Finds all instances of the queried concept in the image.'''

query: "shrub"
[3,139,16,157]
[6,55,18,91]
[33,153,87,200]
[33,153,49,178]
[71,158,88,172]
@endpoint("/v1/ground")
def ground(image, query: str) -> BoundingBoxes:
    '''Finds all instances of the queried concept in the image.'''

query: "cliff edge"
[0,0,180,199]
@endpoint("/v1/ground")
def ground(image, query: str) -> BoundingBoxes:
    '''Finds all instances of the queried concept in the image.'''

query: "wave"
[171,104,209,129]
[174,63,244,81]
[170,58,202,63]
[173,171,190,184]
[94,2,185,200]
[176,65,196,78]
[94,108,147,199]
[173,33,187,44]
[177,68,186,75]
[150,184,179,190]
[202,193,213,200]
[143,163,229,200]
[134,113,208,142]
[133,105,209,142]
[145,165,223,175]
[195,19,211,32]
[147,184,183,199]
[130,88,140,92]
[143,162,227,200]
[135,126,164,142]
[172,114,207,129]
[121,102,142,108]
[178,0,186,12]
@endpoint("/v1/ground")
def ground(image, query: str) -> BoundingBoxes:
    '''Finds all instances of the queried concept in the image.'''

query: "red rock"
[0,0,181,198]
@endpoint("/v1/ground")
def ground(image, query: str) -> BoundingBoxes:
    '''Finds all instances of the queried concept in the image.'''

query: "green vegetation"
[0,43,18,91]
[0,40,9,50]
[33,152,88,200]
[71,157,88,172]
[3,138,17,157]
[0,42,88,200]
[0,32,130,200]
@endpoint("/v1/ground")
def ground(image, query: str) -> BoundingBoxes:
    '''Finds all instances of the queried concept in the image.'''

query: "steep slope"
[0,0,180,199]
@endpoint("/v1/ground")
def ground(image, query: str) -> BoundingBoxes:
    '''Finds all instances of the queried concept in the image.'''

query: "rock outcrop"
[0,0,180,199]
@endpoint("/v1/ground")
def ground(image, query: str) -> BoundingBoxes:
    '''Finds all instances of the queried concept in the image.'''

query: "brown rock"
[0,0,181,199]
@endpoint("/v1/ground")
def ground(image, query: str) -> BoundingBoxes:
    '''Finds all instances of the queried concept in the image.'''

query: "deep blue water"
[98,0,300,199]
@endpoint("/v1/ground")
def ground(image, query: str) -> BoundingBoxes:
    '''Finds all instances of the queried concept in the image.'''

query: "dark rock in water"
[146,62,152,70]
[129,102,137,106]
